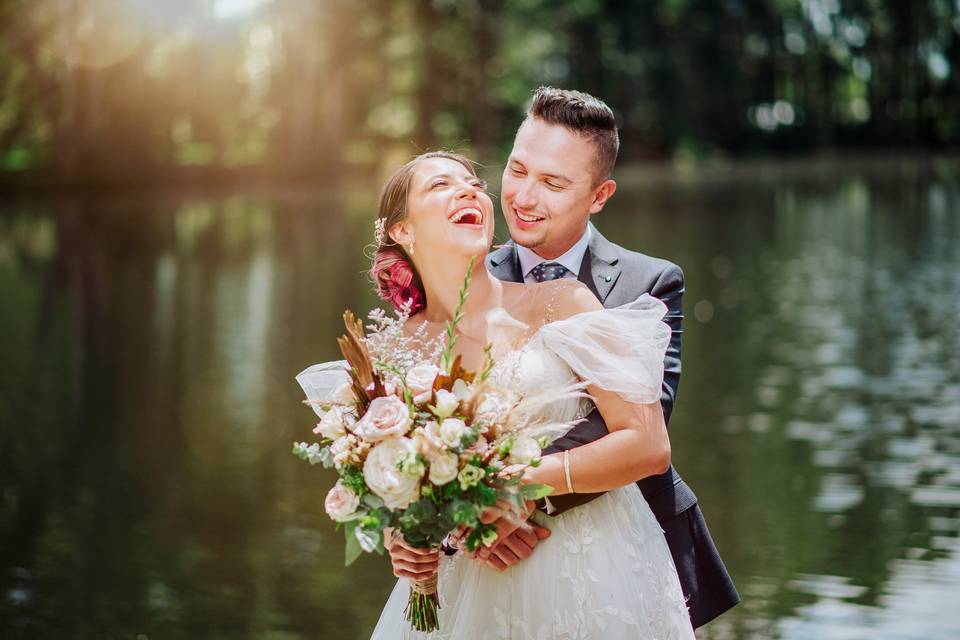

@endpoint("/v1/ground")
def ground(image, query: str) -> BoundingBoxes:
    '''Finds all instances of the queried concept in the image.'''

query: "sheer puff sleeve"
[295,360,350,418]
[533,293,671,405]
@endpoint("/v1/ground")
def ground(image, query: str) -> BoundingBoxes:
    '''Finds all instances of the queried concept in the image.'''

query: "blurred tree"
[0,0,956,189]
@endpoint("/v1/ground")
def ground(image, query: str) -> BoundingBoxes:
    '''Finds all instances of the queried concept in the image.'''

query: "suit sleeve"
[650,263,684,425]
[538,263,684,515]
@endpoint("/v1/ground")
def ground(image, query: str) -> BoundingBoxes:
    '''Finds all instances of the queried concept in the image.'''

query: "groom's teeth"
[516,211,544,223]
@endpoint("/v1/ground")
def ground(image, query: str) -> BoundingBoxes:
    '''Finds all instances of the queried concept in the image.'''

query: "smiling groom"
[483,87,739,628]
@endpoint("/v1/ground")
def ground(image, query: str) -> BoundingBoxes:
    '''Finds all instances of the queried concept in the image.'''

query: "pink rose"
[405,363,440,404]
[324,480,360,522]
[354,396,412,442]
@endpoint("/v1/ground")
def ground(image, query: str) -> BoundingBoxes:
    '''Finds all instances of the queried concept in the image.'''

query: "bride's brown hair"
[371,151,479,315]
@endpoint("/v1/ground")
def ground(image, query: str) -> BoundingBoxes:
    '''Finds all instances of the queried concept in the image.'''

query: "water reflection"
[0,161,958,638]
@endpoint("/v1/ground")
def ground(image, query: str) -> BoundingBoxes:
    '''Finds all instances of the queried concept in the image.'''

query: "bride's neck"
[418,257,500,325]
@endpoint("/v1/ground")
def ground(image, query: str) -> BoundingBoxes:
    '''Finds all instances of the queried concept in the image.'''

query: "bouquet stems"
[405,573,440,632]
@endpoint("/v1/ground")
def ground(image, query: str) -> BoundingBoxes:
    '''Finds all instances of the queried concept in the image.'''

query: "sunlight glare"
[214,0,269,20]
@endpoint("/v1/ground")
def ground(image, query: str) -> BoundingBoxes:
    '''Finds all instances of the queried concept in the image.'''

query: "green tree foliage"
[0,0,956,187]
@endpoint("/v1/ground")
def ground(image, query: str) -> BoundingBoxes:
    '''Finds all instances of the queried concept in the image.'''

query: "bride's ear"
[388,222,414,247]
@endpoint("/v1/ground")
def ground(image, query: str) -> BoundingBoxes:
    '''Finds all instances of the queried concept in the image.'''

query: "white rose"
[354,396,412,442]
[428,450,459,485]
[313,406,348,440]
[363,437,422,510]
[431,389,459,419]
[324,480,360,521]
[405,362,440,404]
[508,436,542,465]
[439,418,468,449]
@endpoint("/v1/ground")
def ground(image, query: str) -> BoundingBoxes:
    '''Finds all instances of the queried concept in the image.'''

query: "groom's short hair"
[527,86,619,183]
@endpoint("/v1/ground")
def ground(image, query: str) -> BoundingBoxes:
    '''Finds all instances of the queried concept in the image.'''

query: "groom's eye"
[545,181,563,190]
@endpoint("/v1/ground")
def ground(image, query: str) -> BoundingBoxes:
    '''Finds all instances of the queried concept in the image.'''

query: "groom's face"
[501,117,613,259]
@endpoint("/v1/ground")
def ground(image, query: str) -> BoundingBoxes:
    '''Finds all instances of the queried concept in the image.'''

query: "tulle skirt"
[370,485,695,640]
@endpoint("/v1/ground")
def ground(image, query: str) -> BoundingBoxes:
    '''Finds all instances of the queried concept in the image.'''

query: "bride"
[364,150,694,639]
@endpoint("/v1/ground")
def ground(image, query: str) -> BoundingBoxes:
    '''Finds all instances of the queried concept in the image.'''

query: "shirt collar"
[516,224,592,279]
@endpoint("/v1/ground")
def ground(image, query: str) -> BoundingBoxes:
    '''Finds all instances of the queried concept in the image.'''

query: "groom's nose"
[514,179,538,209]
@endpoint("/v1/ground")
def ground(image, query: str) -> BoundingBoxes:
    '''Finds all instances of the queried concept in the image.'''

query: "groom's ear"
[588,179,617,214]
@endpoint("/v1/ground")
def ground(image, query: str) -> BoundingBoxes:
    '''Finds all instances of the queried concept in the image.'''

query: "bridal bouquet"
[293,262,576,632]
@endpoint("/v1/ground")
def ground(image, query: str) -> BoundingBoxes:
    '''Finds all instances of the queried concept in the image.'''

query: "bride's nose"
[455,181,480,200]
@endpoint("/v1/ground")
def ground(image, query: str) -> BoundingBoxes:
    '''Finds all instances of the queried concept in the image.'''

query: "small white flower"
[458,464,484,491]
[451,378,471,402]
[431,389,459,419]
[439,418,468,449]
[412,420,445,456]
[330,381,356,406]
[324,480,360,521]
[428,451,459,485]
[405,362,440,404]
[508,436,541,465]
[313,406,348,440]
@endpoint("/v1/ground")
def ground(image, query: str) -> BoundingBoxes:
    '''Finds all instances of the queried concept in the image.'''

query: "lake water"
[1,159,959,639]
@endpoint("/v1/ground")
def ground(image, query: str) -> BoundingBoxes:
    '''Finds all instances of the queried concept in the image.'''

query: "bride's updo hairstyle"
[371,150,479,316]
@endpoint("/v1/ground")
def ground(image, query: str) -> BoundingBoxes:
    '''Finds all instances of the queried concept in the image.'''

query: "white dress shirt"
[516,225,592,283]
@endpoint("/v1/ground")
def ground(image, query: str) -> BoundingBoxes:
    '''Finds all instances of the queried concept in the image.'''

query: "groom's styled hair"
[527,86,619,183]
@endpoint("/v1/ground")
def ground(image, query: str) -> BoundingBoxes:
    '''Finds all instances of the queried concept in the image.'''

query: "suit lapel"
[487,242,523,283]
[584,223,622,304]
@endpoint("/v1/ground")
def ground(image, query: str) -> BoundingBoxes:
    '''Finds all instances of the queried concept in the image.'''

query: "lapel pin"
[604,275,612,282]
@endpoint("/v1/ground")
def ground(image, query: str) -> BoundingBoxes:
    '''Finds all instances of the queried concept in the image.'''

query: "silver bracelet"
[563,450,574,494]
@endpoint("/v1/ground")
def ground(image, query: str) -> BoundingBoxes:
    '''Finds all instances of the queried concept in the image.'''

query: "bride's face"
[394,157,495,265]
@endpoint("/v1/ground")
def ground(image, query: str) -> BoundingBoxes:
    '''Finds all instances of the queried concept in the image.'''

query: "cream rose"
[508,435,541,465]
[431,389,459,419]
[412,420,445,456]
[313,406,348,440]
[428,450,459,485]
[405,362,440,404]
[354,396,412,442]
[363,437,421,510]
[439,418,468,449]
[324,480,360,521]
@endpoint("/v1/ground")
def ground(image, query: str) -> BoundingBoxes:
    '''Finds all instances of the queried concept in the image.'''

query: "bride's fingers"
[392,549,440,564]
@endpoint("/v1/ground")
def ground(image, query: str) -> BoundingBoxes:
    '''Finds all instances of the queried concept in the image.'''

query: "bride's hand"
[385,528,440,580]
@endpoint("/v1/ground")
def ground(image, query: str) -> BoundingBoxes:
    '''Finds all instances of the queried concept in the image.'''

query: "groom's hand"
[466,502,551,572]
[481,525,551,571]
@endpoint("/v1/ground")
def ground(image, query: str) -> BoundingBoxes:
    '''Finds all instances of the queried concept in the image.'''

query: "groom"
[389,87,739,628]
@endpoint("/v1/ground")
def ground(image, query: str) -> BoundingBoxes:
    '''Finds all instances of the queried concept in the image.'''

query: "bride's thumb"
[534,525,551,540]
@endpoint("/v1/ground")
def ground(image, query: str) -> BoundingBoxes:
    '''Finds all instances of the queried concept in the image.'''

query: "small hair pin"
[374,218,386,246]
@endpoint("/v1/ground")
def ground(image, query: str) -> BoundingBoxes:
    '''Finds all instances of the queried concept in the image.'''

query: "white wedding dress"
[369,292,695,640]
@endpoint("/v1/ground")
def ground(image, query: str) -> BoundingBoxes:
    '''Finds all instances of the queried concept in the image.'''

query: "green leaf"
[344,522,363,566]
[520,483,554,501]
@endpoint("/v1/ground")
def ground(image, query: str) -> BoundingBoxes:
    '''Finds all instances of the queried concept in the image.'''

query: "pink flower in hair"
[371,248,426,315]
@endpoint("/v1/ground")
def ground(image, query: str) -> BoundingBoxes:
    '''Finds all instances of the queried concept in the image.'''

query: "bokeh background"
[1,1,959,638]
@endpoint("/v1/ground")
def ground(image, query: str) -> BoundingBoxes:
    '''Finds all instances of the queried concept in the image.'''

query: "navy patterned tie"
[530,261,569,282]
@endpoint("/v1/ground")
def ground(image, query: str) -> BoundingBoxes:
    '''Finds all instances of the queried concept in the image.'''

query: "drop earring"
[406,242,415,256]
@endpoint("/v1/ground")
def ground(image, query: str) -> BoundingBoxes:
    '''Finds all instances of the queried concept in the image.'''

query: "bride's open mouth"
[448,206,484,226]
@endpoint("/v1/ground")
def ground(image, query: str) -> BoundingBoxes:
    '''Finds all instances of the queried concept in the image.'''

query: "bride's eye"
[472,179,487,191]
[430,180,448,190]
